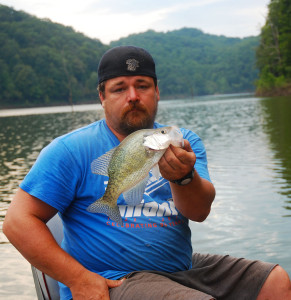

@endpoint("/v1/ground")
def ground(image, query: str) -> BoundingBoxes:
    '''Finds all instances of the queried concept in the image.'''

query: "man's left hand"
[158,139,196,182]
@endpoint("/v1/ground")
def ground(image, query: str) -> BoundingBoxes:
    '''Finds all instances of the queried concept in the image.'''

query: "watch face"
[171,168,194,185]
[181,178,192,185]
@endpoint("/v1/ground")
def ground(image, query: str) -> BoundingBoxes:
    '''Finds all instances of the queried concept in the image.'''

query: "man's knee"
[257,265,291,300]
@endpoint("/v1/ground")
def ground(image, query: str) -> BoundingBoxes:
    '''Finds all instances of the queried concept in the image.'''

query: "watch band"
[170,168,195,186]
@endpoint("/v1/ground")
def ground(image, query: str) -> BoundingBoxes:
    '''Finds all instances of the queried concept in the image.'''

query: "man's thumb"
[106,278,125,288]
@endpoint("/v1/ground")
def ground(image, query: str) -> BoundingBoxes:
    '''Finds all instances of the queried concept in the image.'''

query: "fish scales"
[87,126,184,225]
[104,132,159,207]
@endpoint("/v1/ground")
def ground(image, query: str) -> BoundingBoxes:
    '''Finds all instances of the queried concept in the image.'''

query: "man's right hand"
[70,270,124,300]
[3,188,124,300]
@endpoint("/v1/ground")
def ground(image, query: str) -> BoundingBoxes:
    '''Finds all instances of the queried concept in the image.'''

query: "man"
[3,46,291,300]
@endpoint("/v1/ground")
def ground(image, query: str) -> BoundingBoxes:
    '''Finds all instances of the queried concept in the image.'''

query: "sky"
[1,0,270,44]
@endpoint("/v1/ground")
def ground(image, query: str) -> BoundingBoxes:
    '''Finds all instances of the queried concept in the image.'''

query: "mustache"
[121,102,148,115]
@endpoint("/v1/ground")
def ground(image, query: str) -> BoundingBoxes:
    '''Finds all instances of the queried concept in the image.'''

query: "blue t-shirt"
[20,119,211,300]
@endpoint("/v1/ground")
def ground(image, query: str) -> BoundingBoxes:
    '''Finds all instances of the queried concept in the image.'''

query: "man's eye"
[138,85,149,90]
[113,88,124,93]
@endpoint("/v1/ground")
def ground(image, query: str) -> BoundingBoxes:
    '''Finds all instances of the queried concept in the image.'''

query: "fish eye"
[161,130,166,134]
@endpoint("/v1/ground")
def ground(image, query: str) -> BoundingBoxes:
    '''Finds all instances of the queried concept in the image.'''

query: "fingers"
[182,139,193,152]
[159,139,196,181]
[71,272,124,300]
[106,278,125,288]
[167,140,195,167]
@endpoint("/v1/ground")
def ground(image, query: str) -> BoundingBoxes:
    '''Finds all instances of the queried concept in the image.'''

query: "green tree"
[256,0,291,95]
[0,4,108,107]
[13,64,42,103]
[0,4,261,107]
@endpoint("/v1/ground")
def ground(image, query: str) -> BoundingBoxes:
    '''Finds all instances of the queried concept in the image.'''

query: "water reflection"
[158,96,291,218]
[0,110,104,203]
[0,96,291,298]
[260,97,291,216]
[1,97,290,218]
[165,96,291,277]
[0,110,104,240]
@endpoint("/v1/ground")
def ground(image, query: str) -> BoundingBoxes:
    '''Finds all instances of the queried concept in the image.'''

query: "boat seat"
[31,214,63,300]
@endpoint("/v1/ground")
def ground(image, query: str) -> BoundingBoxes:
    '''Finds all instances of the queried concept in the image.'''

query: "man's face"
[99,76,160,137]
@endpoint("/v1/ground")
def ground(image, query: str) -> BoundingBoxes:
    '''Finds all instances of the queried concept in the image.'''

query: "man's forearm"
[3,211,87,288]
[170,170,215,222]
[3,188,124,299]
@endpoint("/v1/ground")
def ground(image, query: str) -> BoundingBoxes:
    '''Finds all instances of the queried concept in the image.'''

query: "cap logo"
[126,58,139,71]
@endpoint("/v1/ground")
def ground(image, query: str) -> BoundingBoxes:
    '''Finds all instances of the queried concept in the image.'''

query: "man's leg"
[257,265,291,300]
[110,272,214,300]
[165,253,277,300]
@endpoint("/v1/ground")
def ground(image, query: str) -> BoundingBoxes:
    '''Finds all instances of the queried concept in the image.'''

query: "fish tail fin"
[87,198,123,225]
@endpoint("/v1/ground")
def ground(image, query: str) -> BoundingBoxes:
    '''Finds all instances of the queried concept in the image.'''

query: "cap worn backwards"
[97,46,157,84]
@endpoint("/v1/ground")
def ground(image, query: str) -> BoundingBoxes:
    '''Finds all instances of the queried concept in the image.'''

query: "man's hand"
[158,139,196,181]
[158,139,215,222]
[70,270,124,300]
[3,189,125,300]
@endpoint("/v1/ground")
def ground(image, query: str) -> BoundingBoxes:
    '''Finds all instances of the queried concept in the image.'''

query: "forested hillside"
[111,29,259,98]
[1,4,259,108]
[256,0,291,96]
[0,5,108,107]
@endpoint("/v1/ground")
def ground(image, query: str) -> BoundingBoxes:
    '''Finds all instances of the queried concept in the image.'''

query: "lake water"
[0,94,290,298]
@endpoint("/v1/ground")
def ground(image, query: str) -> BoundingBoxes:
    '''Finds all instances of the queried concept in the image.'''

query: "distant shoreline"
[0,93,261,118]
[0,103,103,117]
[0,99,101,110]
[0,93,257,111]
[255,84,291,97]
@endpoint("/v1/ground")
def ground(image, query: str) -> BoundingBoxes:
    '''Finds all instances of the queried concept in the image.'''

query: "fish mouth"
[143,126,184,150]
[145,145,162,152]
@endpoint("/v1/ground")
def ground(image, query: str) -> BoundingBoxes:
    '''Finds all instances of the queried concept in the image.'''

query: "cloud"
[1,0,269,43]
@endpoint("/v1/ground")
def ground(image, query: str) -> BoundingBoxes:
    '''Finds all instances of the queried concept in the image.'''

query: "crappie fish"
[87,126,184,225]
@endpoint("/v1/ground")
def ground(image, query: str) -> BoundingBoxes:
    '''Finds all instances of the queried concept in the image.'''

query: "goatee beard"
[119,102,157,135]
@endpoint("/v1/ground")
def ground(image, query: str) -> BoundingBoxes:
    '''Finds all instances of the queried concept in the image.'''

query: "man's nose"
[127,86,139,102]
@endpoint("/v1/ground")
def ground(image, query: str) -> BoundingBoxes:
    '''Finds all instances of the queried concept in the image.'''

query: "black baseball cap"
[97,46,157,84]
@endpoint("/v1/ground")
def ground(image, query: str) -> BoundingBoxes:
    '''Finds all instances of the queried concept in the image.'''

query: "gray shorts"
[110,253,276,300]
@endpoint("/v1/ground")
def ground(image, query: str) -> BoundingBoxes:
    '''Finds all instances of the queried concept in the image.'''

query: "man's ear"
[156,85,160,102]
[99,91,105,107]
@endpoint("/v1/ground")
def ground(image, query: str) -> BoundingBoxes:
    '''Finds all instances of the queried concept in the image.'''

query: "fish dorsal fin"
[123,175,149,206]
[151,164,161,180]
[91,147,116,176]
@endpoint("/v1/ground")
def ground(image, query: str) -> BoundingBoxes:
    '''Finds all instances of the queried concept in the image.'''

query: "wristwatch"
[170,168,195,186]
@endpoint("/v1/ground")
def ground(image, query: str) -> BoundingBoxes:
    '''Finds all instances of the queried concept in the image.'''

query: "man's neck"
[105,121,127,142]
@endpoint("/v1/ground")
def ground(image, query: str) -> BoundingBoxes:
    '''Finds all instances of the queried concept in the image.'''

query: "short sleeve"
[20,138,81,213]
[183,129,211,182]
